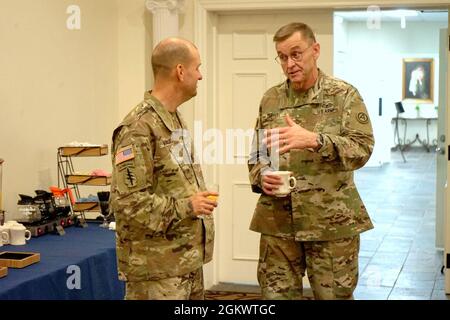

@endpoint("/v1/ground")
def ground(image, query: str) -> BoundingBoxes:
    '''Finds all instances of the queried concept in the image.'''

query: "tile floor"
[354,149,448,300]
[212,149,449,300]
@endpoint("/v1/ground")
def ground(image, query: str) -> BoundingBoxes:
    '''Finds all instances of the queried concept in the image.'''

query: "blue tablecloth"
[0,223,125,300]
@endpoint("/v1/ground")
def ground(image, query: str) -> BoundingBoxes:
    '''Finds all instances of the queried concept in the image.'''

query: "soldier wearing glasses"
[248,22,375,300]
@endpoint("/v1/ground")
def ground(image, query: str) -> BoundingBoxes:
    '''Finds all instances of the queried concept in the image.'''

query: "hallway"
[354,149,448,300]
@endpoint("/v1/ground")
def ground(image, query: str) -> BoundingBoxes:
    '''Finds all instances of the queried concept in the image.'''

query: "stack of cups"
[1,221,31,246]
[0,219,9,247]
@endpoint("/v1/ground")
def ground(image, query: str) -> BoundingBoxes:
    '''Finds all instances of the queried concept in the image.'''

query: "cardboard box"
[0,252,40,268]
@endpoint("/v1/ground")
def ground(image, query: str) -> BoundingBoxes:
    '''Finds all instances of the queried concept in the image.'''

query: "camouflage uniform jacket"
[110,91,214,282]
[248,70,374,241]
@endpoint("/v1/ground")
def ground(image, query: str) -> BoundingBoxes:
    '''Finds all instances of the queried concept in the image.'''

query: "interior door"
[216,11,333,285]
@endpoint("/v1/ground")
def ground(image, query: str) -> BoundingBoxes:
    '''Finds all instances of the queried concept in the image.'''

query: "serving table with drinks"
[0,223,124,300]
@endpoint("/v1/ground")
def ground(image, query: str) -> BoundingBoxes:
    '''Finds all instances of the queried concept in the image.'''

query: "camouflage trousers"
[257,234,360,300]
[125,267,204,300]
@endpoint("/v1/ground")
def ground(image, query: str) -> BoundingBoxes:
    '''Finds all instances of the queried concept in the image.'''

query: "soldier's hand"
[261,173,283,196]
[263,114,318,154]
[189,191,219,217]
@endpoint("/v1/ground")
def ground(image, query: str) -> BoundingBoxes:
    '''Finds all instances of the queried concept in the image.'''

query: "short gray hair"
[273,22,316,44]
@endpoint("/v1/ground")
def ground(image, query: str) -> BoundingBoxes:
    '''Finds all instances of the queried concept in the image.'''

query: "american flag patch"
[115,145,135,165]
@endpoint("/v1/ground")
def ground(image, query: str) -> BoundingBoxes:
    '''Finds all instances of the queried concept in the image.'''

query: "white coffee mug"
[270,171,297,197]
[9,225,31,245]
[3,221,22,244]
[0,231,9,247]
[0,225,10,245]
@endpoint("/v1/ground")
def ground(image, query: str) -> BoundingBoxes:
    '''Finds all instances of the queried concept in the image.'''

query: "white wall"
[340,20,446,153]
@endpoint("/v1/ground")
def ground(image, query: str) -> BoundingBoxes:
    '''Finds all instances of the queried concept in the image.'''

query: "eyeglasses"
[275,45,313,65]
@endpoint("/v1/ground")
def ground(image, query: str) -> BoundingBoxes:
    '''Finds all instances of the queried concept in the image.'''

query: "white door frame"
[193,0,450,288]
[445,11,450,294]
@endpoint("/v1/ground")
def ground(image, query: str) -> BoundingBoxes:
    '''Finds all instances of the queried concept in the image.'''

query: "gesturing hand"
[263,114,318,154]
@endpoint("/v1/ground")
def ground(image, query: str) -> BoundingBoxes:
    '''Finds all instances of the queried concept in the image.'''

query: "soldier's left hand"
[263,114,318,154]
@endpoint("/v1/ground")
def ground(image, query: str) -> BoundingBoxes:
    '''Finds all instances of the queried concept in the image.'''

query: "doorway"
[333,9,448,299]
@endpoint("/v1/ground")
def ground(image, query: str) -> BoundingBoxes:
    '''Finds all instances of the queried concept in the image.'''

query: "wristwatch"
[315,133,324,152]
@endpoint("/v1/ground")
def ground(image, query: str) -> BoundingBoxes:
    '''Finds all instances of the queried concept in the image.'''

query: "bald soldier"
[110,37,218,300]
[248,22,374,300]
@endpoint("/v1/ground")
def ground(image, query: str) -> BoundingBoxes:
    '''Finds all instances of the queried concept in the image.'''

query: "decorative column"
[146,0,185,48]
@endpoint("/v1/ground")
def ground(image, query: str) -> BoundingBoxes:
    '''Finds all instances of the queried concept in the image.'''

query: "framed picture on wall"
[402,58,434,103]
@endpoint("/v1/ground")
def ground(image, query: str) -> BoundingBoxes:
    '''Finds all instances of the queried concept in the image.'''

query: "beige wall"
[177,0,196,130]
[117,0,153,120]
[0,0,118,219]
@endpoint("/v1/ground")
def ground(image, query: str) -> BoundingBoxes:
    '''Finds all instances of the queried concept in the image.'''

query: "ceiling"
[335,9,448,23]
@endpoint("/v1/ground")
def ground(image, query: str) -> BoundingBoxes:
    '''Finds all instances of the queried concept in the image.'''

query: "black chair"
[393,101,406,162]
[395,101,405,114]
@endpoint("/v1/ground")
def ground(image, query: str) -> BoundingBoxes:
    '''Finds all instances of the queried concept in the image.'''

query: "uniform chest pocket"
[155,139,195,183]
[156,139,189,164]
[260,112,281,128]
[314,101,342,134]
[154,140,179,173]
[180,164,195,185]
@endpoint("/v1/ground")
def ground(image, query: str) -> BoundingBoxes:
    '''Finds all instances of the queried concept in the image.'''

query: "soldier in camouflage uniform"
[110,38,218,300]
[248,23,374,300]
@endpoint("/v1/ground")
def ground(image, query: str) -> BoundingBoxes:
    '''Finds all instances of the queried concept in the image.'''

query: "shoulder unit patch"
[356,112,369,124]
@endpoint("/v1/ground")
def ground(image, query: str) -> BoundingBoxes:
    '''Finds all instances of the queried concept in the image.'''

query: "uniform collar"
[144,90,183,132]
[281,68,324,109]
